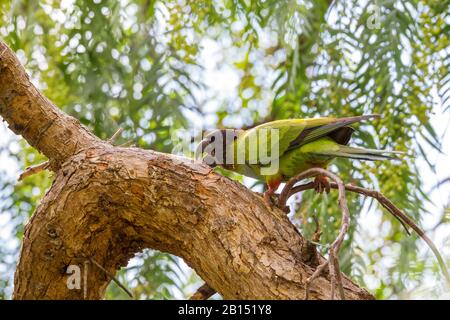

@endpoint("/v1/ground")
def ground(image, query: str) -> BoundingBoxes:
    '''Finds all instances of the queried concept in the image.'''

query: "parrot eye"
[210,136,215,142]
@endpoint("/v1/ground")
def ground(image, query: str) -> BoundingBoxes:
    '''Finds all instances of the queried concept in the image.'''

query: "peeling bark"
[0,40,374,300]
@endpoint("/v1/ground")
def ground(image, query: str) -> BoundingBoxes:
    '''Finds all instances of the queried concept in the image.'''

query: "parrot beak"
[195,137,218,168]
[195,138,211,161]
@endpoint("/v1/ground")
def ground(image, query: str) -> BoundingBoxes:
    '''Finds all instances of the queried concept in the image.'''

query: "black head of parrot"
[195,129,242,167]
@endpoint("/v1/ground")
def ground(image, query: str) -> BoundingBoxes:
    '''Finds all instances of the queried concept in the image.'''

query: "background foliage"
[0,0,449,299]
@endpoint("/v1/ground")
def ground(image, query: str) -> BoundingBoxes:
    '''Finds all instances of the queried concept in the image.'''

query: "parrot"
[195,115,402,204]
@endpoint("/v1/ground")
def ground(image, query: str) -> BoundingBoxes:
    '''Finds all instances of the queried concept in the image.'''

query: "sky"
[2,39,450,298]
[0,1,449,299]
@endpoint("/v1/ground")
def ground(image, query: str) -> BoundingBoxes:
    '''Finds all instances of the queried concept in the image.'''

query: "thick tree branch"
[11,147,374,299]
[0,40,104,169]
[0,39,374,300]
[190,283,216,300]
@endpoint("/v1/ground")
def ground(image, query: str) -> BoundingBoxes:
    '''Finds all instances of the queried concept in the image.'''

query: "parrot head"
[195,129,243,167]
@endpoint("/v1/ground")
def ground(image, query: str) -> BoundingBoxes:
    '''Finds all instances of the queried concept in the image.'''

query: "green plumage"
[220,115,401,186]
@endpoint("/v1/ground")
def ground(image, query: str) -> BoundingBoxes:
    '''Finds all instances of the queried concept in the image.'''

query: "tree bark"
[0,40,374,300]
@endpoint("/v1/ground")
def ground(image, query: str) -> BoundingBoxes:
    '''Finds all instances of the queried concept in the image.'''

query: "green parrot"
[196,115,402,203]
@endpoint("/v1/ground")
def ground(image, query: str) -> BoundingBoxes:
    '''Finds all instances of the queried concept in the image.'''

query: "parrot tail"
[315,145,404,161]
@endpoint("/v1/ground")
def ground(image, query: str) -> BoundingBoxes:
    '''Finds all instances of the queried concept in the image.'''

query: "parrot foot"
[313,175,331,194]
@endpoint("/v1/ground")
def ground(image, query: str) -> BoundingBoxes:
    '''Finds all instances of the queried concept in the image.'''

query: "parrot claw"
[313,175,330,194]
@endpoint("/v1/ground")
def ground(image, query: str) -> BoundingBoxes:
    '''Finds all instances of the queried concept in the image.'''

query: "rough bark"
[0,40,374,300]
[0,41,105,170]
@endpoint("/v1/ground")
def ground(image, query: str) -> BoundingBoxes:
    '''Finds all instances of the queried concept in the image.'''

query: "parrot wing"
[284,114,379,152]
[235,115,380,165]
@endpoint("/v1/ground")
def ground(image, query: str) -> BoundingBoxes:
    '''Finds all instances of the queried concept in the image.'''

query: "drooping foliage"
[0,0,449,299]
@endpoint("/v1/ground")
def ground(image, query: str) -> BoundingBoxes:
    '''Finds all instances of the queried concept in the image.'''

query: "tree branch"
[279,168,350,300]
[1,39,374,300]
[0,40,104,169]
[88,257,133,299]
[10,147,373,299]
[280,181,450,283]
[190,283,216,300]
[18,161,50,181]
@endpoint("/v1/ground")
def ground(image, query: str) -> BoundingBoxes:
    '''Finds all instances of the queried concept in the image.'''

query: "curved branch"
[1,39,374,300]
[11,148,374,299]
[0,40,104,169]
[282,181,450,283]
[279,168,350,300]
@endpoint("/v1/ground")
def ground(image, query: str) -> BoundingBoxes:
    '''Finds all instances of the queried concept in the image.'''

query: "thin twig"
[329,249,336,300]
[189,283,216,300]
[332,250,345,300]
[312,215,322,242]
[280,168,349,300]
[18,161,49,181]
[282,181,450,284]
[431,177,450,191]
[287,182,412,235]
[88,257,133,298]
[118,140,135,148]
[304,260,329,300]
[108,127,124,144]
